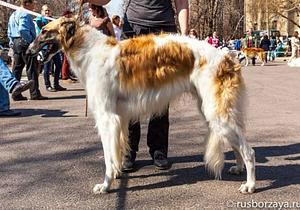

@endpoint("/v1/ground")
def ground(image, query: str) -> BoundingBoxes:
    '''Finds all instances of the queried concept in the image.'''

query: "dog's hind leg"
[205,119,255,193]
[258,54,265,66]
[225,126,256,194]
[228,147,244,175]
[93,113,123,194]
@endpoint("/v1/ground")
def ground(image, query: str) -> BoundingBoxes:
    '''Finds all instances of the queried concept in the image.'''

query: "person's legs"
[123,121,141,171]
[0,58,18,92]
[43,61,51,88]
[12,51,26,100]
[0,60,11,112]
[26,55,41,98]
[53,53,66,90]
[147,110,169,156]
[288,48,297,62]
[61,54,70,80]
[53,53,61,88]
[147,109,170,169]
[0,59,25,116]
[0,83,10,112]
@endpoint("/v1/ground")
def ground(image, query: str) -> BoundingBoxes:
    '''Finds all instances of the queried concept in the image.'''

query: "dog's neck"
[64,25,112,84]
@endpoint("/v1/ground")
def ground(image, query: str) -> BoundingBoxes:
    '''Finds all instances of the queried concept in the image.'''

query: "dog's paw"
[239,183,255,194]
[93,184,108,194]
[228,166,243,175]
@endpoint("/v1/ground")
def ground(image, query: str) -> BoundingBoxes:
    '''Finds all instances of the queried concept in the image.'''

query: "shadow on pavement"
[45,94,86,100]
[225,143,300,163]
[14,108,78,117]
[113,143,299,203]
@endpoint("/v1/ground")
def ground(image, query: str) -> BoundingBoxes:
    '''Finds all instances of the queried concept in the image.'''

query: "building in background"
[244,0,299,37]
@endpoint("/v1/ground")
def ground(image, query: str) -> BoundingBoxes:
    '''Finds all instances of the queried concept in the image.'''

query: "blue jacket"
[34,16,49,35]
[7,9,36,45]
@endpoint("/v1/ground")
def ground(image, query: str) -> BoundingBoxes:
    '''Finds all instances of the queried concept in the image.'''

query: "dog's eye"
[41,29,47,35]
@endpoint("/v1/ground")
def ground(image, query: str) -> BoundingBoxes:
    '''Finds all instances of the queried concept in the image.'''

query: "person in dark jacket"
[122,0,189,171]
[260,35,271,63]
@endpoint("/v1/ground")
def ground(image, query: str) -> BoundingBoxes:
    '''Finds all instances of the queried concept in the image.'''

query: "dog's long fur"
[28,17,256,194]
[241,47,266,66]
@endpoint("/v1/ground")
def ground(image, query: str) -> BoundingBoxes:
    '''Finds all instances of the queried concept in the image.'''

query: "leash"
[0,0,55,21]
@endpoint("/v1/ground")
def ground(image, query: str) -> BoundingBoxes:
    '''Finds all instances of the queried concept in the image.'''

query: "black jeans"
[43,52,62,88]
[12,38,40,98]
[123,18,176,157]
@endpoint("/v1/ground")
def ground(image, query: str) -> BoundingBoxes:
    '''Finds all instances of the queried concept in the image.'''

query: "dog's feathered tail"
[204,55,245,179]
[204,129,225,179]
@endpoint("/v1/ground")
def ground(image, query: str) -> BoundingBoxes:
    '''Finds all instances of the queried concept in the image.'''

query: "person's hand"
[90,16,108,28]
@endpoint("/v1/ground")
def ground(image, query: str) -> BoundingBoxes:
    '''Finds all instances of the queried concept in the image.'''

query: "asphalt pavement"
[0,58,299,210]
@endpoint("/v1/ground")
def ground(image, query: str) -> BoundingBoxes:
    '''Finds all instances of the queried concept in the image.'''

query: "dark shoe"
[153,151,170,170]
[0,109,21,117]
[122,151,136,172]
[46,86,57,92]
[30,95,48,100]
[12,94,28,101]
[54,85,67,91]
[11,80,34,99]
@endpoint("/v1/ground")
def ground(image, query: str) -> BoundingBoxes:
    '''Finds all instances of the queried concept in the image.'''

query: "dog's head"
[27,17,78,63]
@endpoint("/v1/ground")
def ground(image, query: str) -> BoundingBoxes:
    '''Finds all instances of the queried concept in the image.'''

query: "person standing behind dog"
[288,31,300,63]
[8,0,47,100]
[35,4,66,92]
[208,31,220,48]
[112,15,123,41]
[122,0,189,171]
[89,3,115,37]
[260,35,271,63]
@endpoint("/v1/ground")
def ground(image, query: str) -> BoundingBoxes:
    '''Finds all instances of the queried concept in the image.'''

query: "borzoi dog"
[241,47,266,66]
[27,17,256,194]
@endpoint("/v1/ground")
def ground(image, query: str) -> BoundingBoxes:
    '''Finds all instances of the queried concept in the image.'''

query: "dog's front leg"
[93,135,114,194]
[245,57,249,66]
[93,113,122,194]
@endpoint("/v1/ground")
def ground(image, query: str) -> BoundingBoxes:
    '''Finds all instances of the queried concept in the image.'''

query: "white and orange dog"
[27,17,255,194]
[241,47,266,66]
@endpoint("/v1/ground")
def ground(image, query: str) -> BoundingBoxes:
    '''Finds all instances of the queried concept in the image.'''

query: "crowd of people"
[187,28,295,66]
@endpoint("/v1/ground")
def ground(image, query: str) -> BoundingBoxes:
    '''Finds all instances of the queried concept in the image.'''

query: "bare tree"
[246,0,300,32]
[189,0,244,41]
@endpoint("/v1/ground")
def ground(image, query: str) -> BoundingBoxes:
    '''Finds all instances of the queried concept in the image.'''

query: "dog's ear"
[65,21,76,41]
[59,20,76,48]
